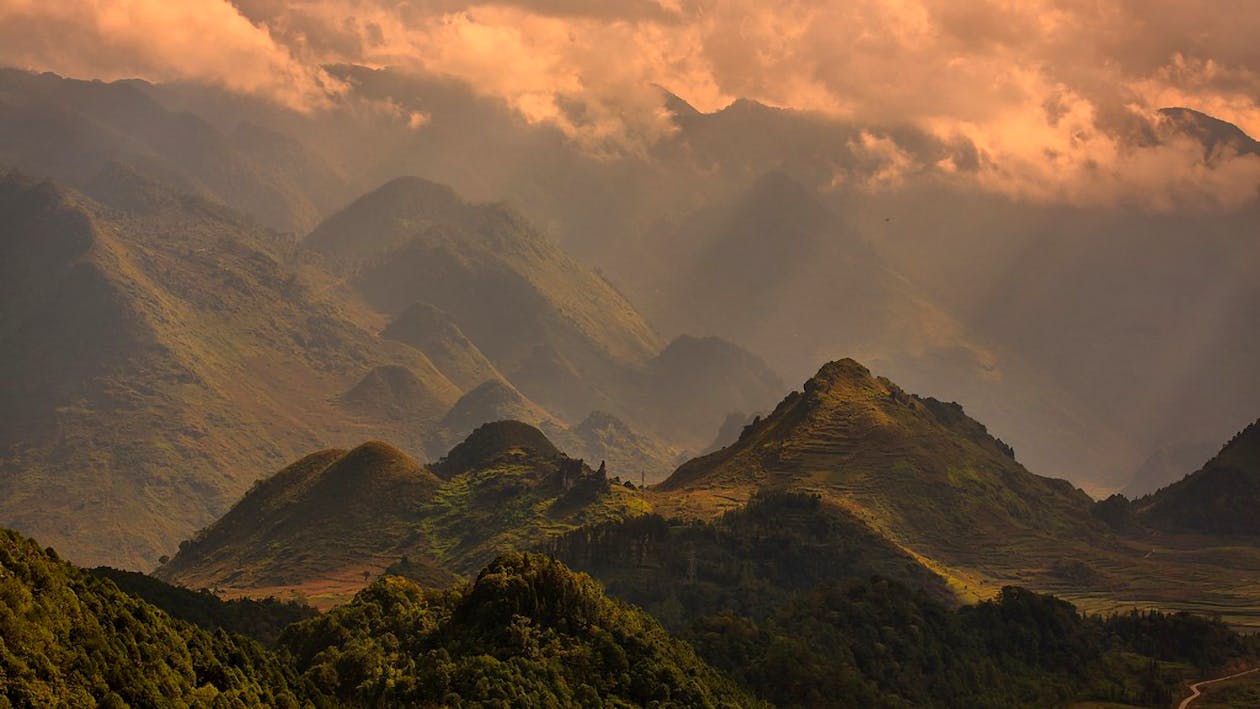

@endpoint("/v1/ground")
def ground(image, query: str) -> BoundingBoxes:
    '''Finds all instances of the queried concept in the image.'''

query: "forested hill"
[0,529,312,707]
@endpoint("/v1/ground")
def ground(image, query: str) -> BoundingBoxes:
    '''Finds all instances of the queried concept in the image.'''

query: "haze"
[0,0,1257,559]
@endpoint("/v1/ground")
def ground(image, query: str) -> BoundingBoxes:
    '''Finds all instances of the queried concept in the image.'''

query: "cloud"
[0,0,340,110]
[2,0,1258,206]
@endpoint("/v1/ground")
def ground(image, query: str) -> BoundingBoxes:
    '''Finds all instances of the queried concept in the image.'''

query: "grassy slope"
[657,359,1097,565]
[0,171,459,569]
[157,424,650,607]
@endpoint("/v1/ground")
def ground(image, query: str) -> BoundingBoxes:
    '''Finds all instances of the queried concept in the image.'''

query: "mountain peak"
[1138,418,1260,535]
[659,358,1094,557]
[805,358,874,392]
[433,420,562,478]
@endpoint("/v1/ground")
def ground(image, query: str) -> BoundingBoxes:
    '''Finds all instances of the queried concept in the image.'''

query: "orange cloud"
[0,0,340,110]
[3,0,1258,206]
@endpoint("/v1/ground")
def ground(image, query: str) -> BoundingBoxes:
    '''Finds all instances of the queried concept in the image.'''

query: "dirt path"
[1177,667,1260,709]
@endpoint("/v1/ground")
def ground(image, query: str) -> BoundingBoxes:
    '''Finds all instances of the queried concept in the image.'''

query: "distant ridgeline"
[5,526,1259,708]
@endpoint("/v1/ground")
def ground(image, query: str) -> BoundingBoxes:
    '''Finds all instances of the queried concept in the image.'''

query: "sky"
[2,0,1258,207]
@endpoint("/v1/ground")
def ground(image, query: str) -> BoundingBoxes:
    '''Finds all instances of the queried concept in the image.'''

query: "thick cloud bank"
[3,0,1258,206]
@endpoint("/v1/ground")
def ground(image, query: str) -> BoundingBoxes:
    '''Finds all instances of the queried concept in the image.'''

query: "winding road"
[1177,666,1259,709]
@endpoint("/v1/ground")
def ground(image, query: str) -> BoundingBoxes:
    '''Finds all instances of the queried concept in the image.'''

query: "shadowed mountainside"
[1137,419,1260,536]
[0,169,459,568]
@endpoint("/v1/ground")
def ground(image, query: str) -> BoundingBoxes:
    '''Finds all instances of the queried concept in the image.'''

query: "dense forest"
[6,521,1259,707]
[0,530,314,708]
[280,552,756,707]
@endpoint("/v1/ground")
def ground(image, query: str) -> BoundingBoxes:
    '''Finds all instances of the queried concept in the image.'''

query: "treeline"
[0,530,315,708]
[541,489,953,627]
[4,510,1258,708]
[279,552,758,707]
[689,581,1255,708]
[90,566,316,647]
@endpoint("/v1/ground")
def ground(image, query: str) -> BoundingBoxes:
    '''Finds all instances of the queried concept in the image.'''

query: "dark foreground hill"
[0,528,312,707]
[2,528,762,707]
[1137,419,1260,535]
[546,489,953,627]
[280,552,758,707]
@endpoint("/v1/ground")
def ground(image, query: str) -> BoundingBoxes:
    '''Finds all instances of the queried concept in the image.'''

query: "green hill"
[0,528,312,707]
[279,552,758,707]
[158,423,650,604]
[546,489,953,628]
[658,359,1099,582]
[1137,419,1260,535]
[89,566,316,647]
[156,441,446,593]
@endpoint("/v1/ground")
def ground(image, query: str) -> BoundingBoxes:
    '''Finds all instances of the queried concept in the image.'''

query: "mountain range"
[0,162,779,569]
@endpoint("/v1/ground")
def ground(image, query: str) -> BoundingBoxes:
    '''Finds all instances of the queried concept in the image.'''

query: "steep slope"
[0,68,345,232]
[1137,420,1260,536]
[0,170,458,568]
[159,423,649,603]
[1121,439,1220,497]
[381,301,504,390]
[157,442,445,591]
[306,175,787,454]
[658,359,1097,566]
[633,334,785,450]
[306,176,663,371]
[0,528,311,707]
[280,553,756,707]
[340,364,450,421]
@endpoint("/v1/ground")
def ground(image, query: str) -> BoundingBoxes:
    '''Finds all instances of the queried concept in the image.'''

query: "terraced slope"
[658,359,1099,567]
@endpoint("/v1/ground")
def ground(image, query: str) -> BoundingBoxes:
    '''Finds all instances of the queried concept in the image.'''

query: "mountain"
[0,528,311,707]
[4,527,761,707]
[433,380,560,453]
[1136,419,1260,535]
[279,552,757,706]
[658,359,1098,570]
[381,301,504,390]
[305,176,663,371]
[1158,107,1260,159]
[635,171,1140,489]
[1121,439,1221,497]
[155,441,447,594]
[633,335,785,451]
[158,423,649,604]
[304,175,785,451]
[568,410,681,485]
[89,565,316,647]
[547,489,953,628]
[0,68,345,232]
[340,364,452,422]
[0,170,457,568]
